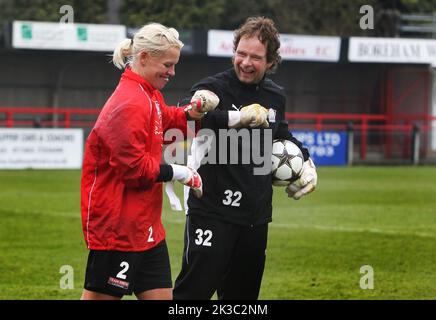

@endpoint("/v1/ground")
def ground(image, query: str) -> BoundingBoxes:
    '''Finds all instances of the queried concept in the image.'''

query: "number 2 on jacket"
[147,226,154,242]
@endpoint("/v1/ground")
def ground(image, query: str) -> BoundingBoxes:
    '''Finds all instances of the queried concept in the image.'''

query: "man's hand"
[191,90,220,112]
[239,104,269,128]
[170,164,203,198]
[285,158,317,200]
[186,90,220,120]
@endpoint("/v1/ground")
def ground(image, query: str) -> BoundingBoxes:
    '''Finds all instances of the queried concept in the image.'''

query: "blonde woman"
[80,23,217,300]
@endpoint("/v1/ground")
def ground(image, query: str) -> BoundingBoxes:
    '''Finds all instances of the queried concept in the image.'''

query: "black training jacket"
[185,68,309,227]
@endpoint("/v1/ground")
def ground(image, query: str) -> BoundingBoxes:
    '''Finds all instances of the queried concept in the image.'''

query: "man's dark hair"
[233,16,281,73]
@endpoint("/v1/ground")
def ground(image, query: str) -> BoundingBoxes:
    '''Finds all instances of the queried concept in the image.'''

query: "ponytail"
[112,38,134,70]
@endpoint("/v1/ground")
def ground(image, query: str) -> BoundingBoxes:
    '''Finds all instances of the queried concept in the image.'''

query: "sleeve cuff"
[228,111,241,128]
[156,164,173,182]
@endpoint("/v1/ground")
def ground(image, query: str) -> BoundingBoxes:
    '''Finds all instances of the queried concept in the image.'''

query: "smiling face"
[233,36,273,85]
[135,46,181,90]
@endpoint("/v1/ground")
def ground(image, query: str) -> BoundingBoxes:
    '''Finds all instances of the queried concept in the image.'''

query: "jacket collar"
[121,67,156,95]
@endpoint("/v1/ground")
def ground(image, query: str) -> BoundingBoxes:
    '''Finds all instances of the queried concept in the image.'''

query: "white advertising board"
[433,70,436,150]
[349,37,436,67]
[12,20,126,52]
[207,30,341,62]
[0,129,83,169]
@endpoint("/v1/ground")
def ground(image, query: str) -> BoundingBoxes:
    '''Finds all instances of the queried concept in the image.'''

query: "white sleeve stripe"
[86,167,98,248]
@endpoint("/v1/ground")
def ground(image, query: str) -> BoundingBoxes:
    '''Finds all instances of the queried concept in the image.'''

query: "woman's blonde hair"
[112,23,184,70]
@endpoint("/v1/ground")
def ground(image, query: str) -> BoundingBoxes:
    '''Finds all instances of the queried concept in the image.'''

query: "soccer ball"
[271,139,304,186]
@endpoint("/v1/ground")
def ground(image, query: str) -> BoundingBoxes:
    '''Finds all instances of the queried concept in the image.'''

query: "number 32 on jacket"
[222,189,242,207]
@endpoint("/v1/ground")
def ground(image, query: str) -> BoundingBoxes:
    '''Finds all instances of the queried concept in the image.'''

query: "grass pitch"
[0,166,435,299]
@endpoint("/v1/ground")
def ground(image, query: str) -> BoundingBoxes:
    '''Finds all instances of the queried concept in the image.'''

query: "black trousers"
[173,214,268,300]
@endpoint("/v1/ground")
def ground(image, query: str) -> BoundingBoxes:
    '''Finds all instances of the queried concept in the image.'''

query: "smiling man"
[233,32,274,85]
[173,17,317,300]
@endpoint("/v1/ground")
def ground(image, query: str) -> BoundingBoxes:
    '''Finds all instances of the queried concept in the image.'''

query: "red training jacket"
[81,68,187,251]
